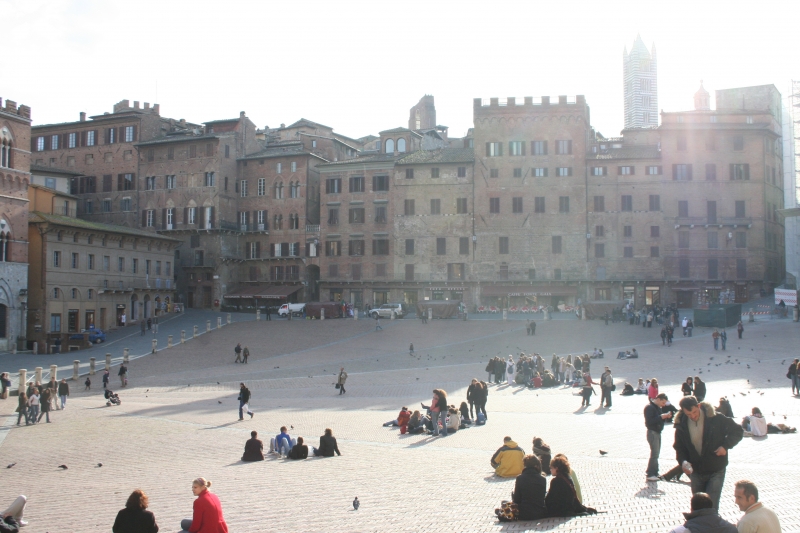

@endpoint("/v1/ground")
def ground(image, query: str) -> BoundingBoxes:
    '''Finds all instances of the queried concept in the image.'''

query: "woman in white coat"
[506,356,515,385]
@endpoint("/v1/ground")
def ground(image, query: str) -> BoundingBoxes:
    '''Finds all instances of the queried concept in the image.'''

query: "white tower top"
[623,35,658,129]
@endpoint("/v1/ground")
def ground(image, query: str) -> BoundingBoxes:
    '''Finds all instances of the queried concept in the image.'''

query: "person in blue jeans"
[270,426,295,456]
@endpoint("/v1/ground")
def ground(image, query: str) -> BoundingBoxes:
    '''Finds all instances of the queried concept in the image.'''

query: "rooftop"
[589,145,661,160]
[30,211,181,241]
[318,153,401,167]
[396,148,475,165]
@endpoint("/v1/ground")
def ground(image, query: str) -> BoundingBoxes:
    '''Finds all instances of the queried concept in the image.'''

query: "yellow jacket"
[490,440,525,478]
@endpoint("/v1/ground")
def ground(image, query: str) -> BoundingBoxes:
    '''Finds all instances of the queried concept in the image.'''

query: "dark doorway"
[0,304,6,338]
[676,291,693,308]
[306,265,320,301]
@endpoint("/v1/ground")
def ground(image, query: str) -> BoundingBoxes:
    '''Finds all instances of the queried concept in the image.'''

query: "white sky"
[2,0,798,139]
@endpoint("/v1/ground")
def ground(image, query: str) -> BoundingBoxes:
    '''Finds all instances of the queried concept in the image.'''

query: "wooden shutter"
[245,211,250,228]
[209,207,215,228]
[141,210,147,227]
[117,174,123,191]
[198,207,205,229]
[567,140,572,154]
[162,208,167,229]
[131,125,137,142]
[305,242,311,256]
[236,211,241,227]
[672,165,678,180]
[687,165,693,180]
[281,243,289,256]
[270,243,275,257]
[118,127,125,144]
[485,143,490,157]
[80,131,86,147]
[744,164,749,180]
[521,141,526,156]
[183,207,188,224]
[255,242,261,259]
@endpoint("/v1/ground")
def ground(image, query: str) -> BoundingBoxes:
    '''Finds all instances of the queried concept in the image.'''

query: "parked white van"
[278,303,306,317]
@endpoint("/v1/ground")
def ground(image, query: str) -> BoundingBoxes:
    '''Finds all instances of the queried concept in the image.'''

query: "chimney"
[144,102,150,110]
[153,104,160,115]
[18,105,31,119]
[179,118,186,128]
[6,100,16,112]
[240,111,246,119]
[280,123,285,128]
[133,101,139,109]
[80,112,86,122]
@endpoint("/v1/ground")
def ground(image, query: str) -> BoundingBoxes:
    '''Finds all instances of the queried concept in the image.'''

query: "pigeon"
[217,382,220,385]
[58,465,68,469]
[782,360,786,365]
[6,463,15,469]
[747,365,751,369]
[784,415,788,420]
[768,379,771,383]
[710,357,714,360]
[218,401,222,404]
[599,450,608,456]
[97,463,103,467]
[290,425,294,429]
[146,389,149,392]
[353,497,360,510]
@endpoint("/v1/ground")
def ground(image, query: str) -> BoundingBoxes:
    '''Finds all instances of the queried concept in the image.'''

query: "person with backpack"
[600,366,614,408]
[237,383,254,421]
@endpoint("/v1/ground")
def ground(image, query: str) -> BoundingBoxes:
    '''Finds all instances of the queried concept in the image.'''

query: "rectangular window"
[555,140,572,155]
[512,197,523,213]
[405,264,414,281]
[509,141,525,156]
[257,178,266,196]
[124,126,134,143]
[325,241,341,256]
[349,176,365,193]
[737,259,747,279]
[50,135,59,150]
[649,195,660,211]
[489,197,500,213]
[121,198,131,211]
[375,263,386,277]
[456,198,468,214]
[735,200,745,218]
[533,167,548,177]
[36,136,45,151]
[375,206,386,223]
[240,180,248,197]
[88,254,95,270]
[404,199,415,215]
[646,166,662,175]
[187,207,196,225]
[448,263,466,281]
[624,225,632,238]
[591,166,607,176]
[225,145,230,158]
[708,259,719,279]
[405,239,414,255]
[489,169,499,178]
[372,239,389,255]
[485,142,502,157]
[326,178,342,193]
[85,130,95,147]
[618,166,634,175]
[372,175,389,191]
[707,201,717,224]
[123,173,134,190]
[679,258,690,278]
[349,208,365,224]
[85,200,93,214]
[436,237,446,255]
[348,240,365,256]
[71,253,78,268]
[679,231,690,248]
[103,199,112,213]
[457,167,466,177]
[650,246,660,257]
[595,243,604,258]
[556,167,572,177]
[678,200,689,218]
[459,237,469,255]
[146,210,154,227]
[132,258,137,273]
[276,163,282,173]
[650,226,660,238]
[351,264,362,281]
[535,197,545,213]
[707,232,718,249]
[405,168,414,179]
[624,246,633,258]
[118,257,125,272]
[673,164,692,181]
[595,225,604,237]
[551,236,562,254]
[431,167,440,178]
[730,164,750,180]
[733,135,744,151]
[513,168,522,178]
[531,141,547,155]
[291,162,297,172]
[50,314,62,333]
[559,196,569,213]
[735,232,747,249]
[104,256,110,271]
[705,164,717,181]
[204,172,215,186]
[166,175,176,189]
[67,133,77,148]
[499,237,509,254]
[430,199,441,215]
[145,176,156,190]
[621,195,632,211]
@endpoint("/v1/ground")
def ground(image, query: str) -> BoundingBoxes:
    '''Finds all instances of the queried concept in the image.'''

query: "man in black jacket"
[237,383,254,421]
[673,396,743,510]
[644,393,673,481]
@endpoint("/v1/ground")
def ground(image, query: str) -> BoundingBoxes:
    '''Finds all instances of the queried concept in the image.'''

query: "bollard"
[32,342,38,355]
[123,348,129,364]
[105,353,111,370]
[256,309,261,321]
[581,307,586,321]
[288,309,292,321]
[206,320,211,332]
[168,335,173,348]
[503,309,508,321]
[193,325,198,338]
[18,369,26,392]
[227,313,231,324]
[11,343,16,355]
[151,338,157,354]
[794,307,799,322]
[748,309,755,323]
[320,308,325,321]
[428,307,433,321]
[217,317,222,329]
[72,360,80,381]
[89,358,96,375]
[181,330,186,343]
[390,311,395,320]
[50,364,58,381]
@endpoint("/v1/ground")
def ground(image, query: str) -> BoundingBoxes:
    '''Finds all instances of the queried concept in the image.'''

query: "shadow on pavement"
[634,485,666,499]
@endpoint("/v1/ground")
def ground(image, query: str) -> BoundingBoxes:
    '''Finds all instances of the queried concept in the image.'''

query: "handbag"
[335,383,341,389]
[611,384,617,391]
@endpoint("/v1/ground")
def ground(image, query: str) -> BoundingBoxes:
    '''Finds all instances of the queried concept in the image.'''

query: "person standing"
[178,478,228,533]
[152,317,158,334]
[58,379,69,410]
[146,317,152,331]
[467,379,480,419]
[682,317,688,336]
[237,383,254,421]
[506,356,515,385]
[28,388,41,424]
[102,370,110,390]
[16,392,29,426]
[234,343,242,364]
[242,346,249,364]
[474,380,488,420]
[712,329,720,350]
[118,364,128,387]
[789,359,800,396]
[375,315,382,331]
[120,313,126,328]
[336,368,348,395]
[720,329,727,351]
[530,320,536,335]
[600,366,613,408]
[644,393,673,481]
[736,320,744,339]
[693,376,707,402]
[733,480,782,533]
[430,389,448,436]
[673,396,743,510]
[687,318,694,337]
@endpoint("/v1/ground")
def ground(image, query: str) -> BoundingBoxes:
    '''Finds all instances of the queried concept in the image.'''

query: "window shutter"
[131,125,137,142]
[255,242,261,258]
[270,243,275,257]
[141,210,146,227]
[209,207,215,228]
[630,166,635,175]
[568,140,572,154]
[305,242,311,256]
[118,127,125,144]
[521,142,526,156]
[485,143,491,157]
[117,174,123,191]
[672,165,678,180]
[252,211,258,228]
[162,208,167,229]
[568,167,573,177]
[236,211,241,226]
[245,211,250,227]
[282,243,289,256]
[80,131,86,147]
[198,207,205,228]
[744,164,750,179]
[729,164,734,180]
[543,141,548,155]
[687,165,693,180]
[183,207,188,224]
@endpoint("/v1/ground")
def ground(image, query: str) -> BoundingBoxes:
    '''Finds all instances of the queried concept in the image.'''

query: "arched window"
[0,126,13,169]
[397,138,406,153]
[275,182,284,199]
[289,213,299,230]
[0,304,6,338]
[0,223,10,262]
[385,139,394,154]
[274,214,283,229]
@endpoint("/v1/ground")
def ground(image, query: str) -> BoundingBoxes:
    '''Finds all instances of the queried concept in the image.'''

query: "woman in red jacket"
[179,478,228,533]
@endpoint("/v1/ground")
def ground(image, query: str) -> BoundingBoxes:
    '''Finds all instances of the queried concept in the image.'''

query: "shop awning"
[480,285,578,297]
[223,286,266,299]
[224,285,302,299]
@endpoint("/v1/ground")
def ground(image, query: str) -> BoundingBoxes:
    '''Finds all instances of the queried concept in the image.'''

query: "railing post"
[193,325,198,338]
[89,358,96,375]
[34,367,43,383]
[123,348,129,364]
[226,313,231,324]
[18,369,26,392]
[320,308,325,321]
[72,360,80,381]
[151,338,157,353]
[168,335,173,348]
[217,317,222,329]
[50,364,58,381]
[206,320,211,332]
[105,353,111,370]
[181,330,186,343]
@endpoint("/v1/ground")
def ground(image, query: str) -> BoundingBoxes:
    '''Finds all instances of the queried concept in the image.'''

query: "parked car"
[369,303,406,319]
[70,327,106,344]
[278,303,306,317]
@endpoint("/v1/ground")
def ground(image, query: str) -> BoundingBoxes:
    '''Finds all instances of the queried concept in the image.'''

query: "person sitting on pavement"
[459,402,471,427]
[406,411,425,434]
[312,428,342,457]
[532,437,552,475]
[0,495,27,530]
[178,478,228,533]
[113,489,159,533]
[634,378,648,395]
[288,436,308,460]
[446,406,460,433]
[734,479,782,533]
[269,426,295,456]
[666,492,737,533]
[241,431,264,462]
[495,454,548,522]
[741,407,768,437]
[383,407,411,427]
[545,455,595,517]
[397,407,411,434]
[621,382,635,396]
[716,397,734,418]
[532,373,542,389]
[491,436,525,478]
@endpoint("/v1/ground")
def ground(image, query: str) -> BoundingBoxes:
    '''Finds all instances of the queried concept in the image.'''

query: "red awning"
[480,285,578,297]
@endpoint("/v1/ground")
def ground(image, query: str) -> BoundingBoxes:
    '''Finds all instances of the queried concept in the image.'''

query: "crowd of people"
[14,377,70,426]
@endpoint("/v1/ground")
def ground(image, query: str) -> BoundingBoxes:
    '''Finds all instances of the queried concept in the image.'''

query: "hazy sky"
[3,0,798,140]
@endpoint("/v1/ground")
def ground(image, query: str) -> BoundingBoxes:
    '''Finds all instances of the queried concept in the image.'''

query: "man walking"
[644,393,672,481]
[673,396,743,510]
[58,378,69,409]
[530,320,536,335]
[118,363,128,387]
[734,480,782,533]
[234,343,243,363]
[720,329,727,351]
[337,367,347,395]
[712,329,720,350]
[375,316,382,331]
[102,370,110,390]
[238,382,254,420]
[736,320,744,339]
[600,366,613,408]
[242,346,250,364]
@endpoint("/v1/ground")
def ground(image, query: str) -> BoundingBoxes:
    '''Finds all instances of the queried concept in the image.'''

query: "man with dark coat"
[530,320,536,335]
[241,431,264,461]
[666,492,737,533]
[673,396,743,510]
[644,393,673,481]
[511,455,547,520]
[237,382,254,420]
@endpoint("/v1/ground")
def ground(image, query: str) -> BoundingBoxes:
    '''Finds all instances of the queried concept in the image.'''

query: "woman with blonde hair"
[179,478,228,533]
[113,489,159,533]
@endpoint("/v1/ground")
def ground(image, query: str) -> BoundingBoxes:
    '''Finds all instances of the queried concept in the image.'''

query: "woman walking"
[788,359,799,396]
[16,392,29,426]
[693,376,707,402]
[38,387,52,423]
[178,478,228,533]
[27,388,40,425]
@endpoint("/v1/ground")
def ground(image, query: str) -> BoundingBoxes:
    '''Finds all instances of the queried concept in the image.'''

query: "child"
[84,377,91,391]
